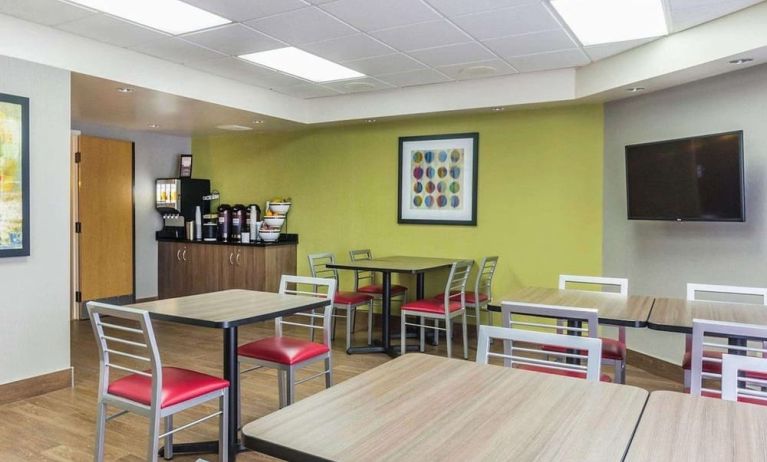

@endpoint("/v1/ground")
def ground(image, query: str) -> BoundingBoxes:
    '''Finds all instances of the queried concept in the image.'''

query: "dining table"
[648,297,767,333]
[130,289,331,460]
[242,354,649,461]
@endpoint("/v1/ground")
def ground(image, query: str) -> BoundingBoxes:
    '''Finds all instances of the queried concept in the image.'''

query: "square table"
[327,256,459,357]
[625,391,767,461]
[242,354,648,461]
[130,289,331,460]
[648,297,767,333]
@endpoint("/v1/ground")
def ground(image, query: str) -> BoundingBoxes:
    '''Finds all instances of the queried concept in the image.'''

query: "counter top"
[158,233,298,247]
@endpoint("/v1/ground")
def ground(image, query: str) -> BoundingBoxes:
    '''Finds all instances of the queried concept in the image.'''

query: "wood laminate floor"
[0,318,682,461]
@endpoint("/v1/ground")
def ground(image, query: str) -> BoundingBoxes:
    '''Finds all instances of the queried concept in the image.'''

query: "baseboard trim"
[134,296,158,304]
[626,349,681,382]
[0,367,74,405]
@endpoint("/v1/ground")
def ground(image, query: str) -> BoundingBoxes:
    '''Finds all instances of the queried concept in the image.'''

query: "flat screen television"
[625,131,745,222]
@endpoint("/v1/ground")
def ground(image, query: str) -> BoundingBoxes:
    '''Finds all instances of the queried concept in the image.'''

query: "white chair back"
[690,319,767,397]
[559,275,628,295]
[722,354,767,405]
[440,260,474,314]
[686,283,767,304]
[276,275,336,347]
[349,248,375,291]
[476,325,602,382]
[307,252,339,285]
[500,302,599,338]
[474,256,499,303]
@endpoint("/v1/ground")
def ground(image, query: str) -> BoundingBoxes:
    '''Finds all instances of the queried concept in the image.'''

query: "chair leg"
[285,367,296,406]
[445,318,453,359]
[163,416,173,460]
[401,312,407,355]
[346,305,353,352]
[277,370,286,409]
[147,413,161,462]
[219,392,229,462]
[331,308,338,341]
[324,356,333,388]
[310,308,316,343]
[419,316,425,352]
[94,401,107,462]
[462,312,469,360]
[618,360,627,384]
[475,305,482,341]
[684,369,691,391]
[434,319,440,345]
[367,300,373,345]
[236,362,242,430]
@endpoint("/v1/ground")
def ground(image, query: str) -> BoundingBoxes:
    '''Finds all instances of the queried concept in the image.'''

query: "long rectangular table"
[625,391,767,461]
[648,297,767,333]
[242,354,649,461]
[131,289,331,460]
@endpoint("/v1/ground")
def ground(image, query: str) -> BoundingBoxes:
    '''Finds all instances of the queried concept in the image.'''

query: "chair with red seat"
[722,354,767,405]
[400,260,473,359]
[87,302,229,462]
[501,301,615,383]
[683,283,767,390]
[308,252,374,351]
[435,256,498,341]
[238,275,335,409]
[476,325,604,382]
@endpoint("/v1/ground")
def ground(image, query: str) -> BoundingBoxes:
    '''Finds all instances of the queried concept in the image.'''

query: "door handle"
[182,249,187,261]
[236,251,241,266]
[176,249,181,261]
[229,252,234,265]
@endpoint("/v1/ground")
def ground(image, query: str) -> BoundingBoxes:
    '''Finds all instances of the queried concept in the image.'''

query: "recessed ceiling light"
[729,58,754,65]
[551,0,668,46]
[492,107,505,112]
[253,120,264,125]
[116,87,133,93]
[365,119,376,123]
[460,65,498,78]
[626,87,645,93]
[344,81,376,91]
[217,124,253,131]
[66,0,230,35]
[239,47,365,83]
[148,123,160,128]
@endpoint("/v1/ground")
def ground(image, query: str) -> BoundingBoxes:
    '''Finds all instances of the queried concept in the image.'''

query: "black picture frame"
[179,154,193,178]
[398,132,479,226]
[0,92,30,258]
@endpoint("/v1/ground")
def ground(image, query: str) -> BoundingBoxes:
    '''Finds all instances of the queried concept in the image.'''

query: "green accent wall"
[193,105,604,311]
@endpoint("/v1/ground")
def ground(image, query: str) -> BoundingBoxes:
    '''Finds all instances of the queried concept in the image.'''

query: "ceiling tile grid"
[0,0,762,98]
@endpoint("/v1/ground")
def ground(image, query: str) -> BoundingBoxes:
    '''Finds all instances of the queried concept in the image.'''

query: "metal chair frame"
[722,354,767,404]
[88,302,228,462]
[466,256,499,339]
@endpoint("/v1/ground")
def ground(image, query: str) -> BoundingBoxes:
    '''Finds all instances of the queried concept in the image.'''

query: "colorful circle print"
[437,181,447,193]
[451,149,461,163]
[413,167,424,179]
[424,195,434,208]
[437,167,448,178]
[426,166,435,178]
[413,196,423,207]
[424,150,434,163]
[437,195,448,208]
[412,151,423,162]
[451,196,460,208]
[425,181,436,193]
[449,181,460,193]
[439,150,448,162]
[413,182,423,193]
[450,166,461,179]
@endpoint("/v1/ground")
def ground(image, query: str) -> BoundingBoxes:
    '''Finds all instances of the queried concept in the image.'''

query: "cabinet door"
[183,243,220,295]
[219,245,240,290]
[158,242,184,299]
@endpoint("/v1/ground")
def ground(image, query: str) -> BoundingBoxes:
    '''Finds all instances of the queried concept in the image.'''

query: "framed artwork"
[398,132,479,226]
[178,154,193,178]
[0,93,30,257]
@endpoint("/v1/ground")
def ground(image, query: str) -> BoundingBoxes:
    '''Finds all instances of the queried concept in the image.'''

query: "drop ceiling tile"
[185,57,308,88]
[436,59,517,80]
[56,14,167,48]
[181,0,308,22]
[376,68,451,87]
[584,38,656,61]
[451,3,561,40]
[183,24,283,56]
[344,54,426,76]
[506,48,590,73]
[371,20,471,52]
[301,34,394,62]
[320,0,440,32]
[246,7,356,45]
[669,0,763,32]
[483,29,576,59]
[408,42,495,67]
[0,0,95,26]
[130,37,226,63]
[321,76,395,93]
[272,83,343,99]
[425,0,539,18]
[305,0,336,3]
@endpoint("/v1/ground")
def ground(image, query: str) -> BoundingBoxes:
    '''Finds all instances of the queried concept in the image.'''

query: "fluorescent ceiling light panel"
[65,0,230,35]
[240,47,365,83]
[550,0,668,46]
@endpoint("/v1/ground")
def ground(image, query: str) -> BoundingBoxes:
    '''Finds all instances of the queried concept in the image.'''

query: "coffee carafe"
[231,204,246,242]
[217,204,232,242]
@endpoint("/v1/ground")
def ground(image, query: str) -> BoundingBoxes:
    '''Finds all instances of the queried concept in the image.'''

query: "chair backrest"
[474,256,499,303]
[690,319,767,397]
[87,302,162,408]
[476,325,603,382]
[349,248,374,291]
[559,275,628,295]
[686,283,767,305]
[500,302,599,338]
[439,260,474,314]
[276,275,336,346]
[722,354,767,405]
[307,252,339,284]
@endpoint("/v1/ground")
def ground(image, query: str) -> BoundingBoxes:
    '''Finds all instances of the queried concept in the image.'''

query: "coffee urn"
[217,204,232,242]
[231,204,246,242]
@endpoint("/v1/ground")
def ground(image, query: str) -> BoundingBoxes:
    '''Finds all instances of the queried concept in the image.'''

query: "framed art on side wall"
[0,92,30,257]
[398,132,479,225]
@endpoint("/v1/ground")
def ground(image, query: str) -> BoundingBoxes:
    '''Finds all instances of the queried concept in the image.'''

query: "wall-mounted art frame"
[0,92,30,257]
[178,154,193,178]
[398,132,479,226]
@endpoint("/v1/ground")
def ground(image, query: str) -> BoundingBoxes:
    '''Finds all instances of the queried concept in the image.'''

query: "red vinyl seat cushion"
[517,364,612,383]
[334,291,374,305]
[434,291,489,305]
[542,338,626,361]
[358,284,408,295]
[683,351,767,379]
[107,367,229,408]
[238,336,329,365]
[402,298,462,314]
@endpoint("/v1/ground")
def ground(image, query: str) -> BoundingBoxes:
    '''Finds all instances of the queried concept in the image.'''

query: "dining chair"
[683,283,767,390]
[400,260,473,359]
[556,274,628,383]
[308,252,374,350]
[87,302,230,462]
[238,275,335,410]
[722,354,767,405]
[349,248,408,343]
[501,301,615,382]
[476,325,604,382]
[690,319,767,401]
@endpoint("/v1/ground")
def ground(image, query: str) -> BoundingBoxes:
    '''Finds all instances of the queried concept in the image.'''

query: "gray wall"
[603,64,767,363]
[0,56,70,384]
[72,123,191,299]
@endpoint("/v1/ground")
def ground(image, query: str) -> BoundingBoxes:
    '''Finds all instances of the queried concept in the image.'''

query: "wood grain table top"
[242,354,648,462]
[327,255,461,273]
[648,297,767,333]
[625,391,767,462]
[130,289,330,328]
[488,287,656,327]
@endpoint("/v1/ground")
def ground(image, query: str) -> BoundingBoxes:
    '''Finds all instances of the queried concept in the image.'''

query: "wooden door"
[77,136,134,306]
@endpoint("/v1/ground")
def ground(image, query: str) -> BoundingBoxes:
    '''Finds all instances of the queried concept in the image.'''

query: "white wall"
[72,122,191,299]
[0,56,70,384]
[603,64,767,364]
